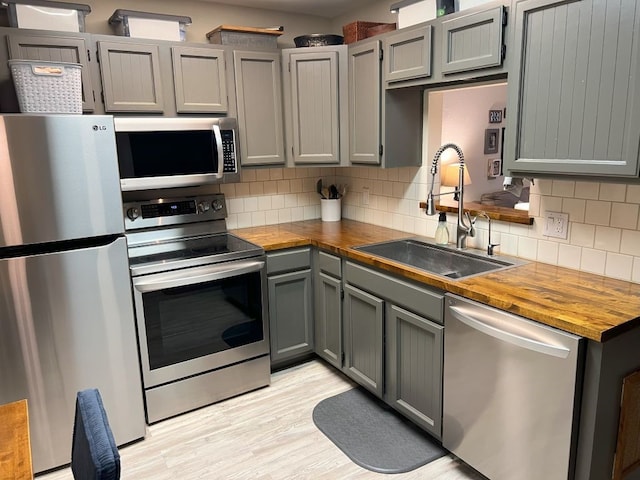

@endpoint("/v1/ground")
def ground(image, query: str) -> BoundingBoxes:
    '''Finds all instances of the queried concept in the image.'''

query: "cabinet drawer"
[318,251,341,278]
[267,248,311,275]
[345,261,444,323]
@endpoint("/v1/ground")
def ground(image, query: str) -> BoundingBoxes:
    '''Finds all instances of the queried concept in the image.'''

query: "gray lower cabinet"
[282,45,348,166]
[504,0,640,178]
[233,50,285,166]
[314,251,343,369]
[98,40,164,113]
[386,304,443,438]
[171,46,228,113]
[383,25,432,84]
[267,248,313,367]
[6,32,95,112]
[343,260,445,419]
[343,283,384,397]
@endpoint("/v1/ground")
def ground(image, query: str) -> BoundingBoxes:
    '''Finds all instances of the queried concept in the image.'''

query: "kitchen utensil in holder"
[321,198,341,222]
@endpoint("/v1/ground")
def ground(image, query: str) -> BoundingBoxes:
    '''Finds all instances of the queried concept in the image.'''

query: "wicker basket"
[8,60,82,114]
[342,21,396,44]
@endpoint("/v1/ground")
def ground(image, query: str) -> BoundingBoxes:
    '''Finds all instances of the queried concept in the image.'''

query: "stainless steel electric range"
[123,193,270,423]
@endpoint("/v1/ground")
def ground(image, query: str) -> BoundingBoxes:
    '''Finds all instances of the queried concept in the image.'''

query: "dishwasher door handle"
[448,305,571,358]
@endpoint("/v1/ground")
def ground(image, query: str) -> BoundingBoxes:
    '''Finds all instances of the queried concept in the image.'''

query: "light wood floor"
[38,359,484,479]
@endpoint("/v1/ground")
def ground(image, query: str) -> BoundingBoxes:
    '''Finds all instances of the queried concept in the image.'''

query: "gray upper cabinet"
[440,6,505,75]
[234,50,285,166]
[504,0,640,178]
[348,39,423,168]
[171,46,227,113]
[98,41,164,113]
[383,25,432,84]
[6,33,95,112]
[282,45,348,166]
[386,304,443,438]
[349,40,381,165]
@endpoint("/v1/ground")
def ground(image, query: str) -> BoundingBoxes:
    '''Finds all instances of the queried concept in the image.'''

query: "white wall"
[432,83,508,204]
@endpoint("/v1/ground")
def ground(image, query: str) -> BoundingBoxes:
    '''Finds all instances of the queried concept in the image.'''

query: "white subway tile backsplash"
[610,203,639,230]
[581,249,606,275]
[626,185,640,204]
[536,240,559,265]
[605,253,633,281]
[562,198,586,223]
[221,167,640,284]
[552,180,575,198]
[574,181,600,200]
[599,183,626,202]
[558,244,582,270]
[570,223,595,247]
[621,230,640,256]
[594,226,621,252]
[584,200,612,226]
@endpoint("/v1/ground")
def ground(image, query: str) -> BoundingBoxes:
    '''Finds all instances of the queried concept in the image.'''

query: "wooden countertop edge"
[232,221,640,343]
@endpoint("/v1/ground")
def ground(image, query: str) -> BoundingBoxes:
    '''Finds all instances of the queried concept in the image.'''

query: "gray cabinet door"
[268,269,313,365]
[386,304,443,438]
[343,283,384,397]
[349,40,381,165]
[441,6,504,75]
[383,25,432,84]
[504,0,640,177]
[288,49,340,164]
[234,50,285,166]
[171,46,227,113]
[7,33,95,112]
[98,41,164,113]
[314,271,342,369]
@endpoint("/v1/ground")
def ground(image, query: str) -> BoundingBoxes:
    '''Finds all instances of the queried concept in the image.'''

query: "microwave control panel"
[221,130,237,174]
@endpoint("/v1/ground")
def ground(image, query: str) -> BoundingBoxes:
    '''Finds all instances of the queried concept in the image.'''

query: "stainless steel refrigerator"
[0,115,146,473]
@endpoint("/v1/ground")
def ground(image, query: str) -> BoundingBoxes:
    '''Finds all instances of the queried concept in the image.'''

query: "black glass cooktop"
[128,233,263,272]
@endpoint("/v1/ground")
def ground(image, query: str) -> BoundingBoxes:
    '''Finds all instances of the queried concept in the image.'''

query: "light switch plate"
[543,211,569,239]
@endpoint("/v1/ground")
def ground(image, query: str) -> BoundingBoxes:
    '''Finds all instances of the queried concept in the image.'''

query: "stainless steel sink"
[353,239,522,280]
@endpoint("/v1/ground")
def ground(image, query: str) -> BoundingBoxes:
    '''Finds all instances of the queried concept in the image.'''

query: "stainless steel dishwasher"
[443,294,583,480]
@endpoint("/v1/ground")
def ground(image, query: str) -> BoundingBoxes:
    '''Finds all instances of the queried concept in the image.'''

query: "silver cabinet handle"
[449,305,570,358]
[134,260,264,293]
[212,124,224,179]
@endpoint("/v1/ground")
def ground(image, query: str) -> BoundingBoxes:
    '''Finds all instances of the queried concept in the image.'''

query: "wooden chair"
[71,389,120,480]
[613,370,640,480]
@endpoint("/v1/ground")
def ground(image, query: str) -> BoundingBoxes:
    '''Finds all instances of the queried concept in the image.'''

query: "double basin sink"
[353,238,523,280]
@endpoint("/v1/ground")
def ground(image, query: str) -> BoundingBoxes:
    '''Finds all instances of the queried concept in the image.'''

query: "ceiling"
[200,0,384,18]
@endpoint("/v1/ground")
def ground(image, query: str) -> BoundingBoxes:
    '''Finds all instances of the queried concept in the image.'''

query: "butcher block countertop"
[232,219,640,343]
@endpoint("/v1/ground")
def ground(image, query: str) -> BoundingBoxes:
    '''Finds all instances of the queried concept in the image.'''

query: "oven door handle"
[133,259,264,293]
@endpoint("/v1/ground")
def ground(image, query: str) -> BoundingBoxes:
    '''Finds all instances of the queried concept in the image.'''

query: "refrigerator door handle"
[448,305,571,358]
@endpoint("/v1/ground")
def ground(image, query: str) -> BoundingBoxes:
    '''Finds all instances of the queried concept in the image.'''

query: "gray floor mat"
[312,387,446,474]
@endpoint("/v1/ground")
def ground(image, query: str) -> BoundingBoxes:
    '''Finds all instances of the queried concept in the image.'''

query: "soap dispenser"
[435,212,449,245]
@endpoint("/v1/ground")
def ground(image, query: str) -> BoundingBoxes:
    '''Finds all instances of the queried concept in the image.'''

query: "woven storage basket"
[8,60,82,114]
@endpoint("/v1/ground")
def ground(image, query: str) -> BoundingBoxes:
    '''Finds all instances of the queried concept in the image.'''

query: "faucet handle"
[464,211,477,237]
[487,242,500,256]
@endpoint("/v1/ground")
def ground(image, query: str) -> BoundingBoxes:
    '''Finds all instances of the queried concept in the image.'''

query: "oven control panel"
[123,194,228,231]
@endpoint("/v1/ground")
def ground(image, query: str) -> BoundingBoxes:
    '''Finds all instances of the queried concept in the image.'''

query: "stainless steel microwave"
[114,117,240,191]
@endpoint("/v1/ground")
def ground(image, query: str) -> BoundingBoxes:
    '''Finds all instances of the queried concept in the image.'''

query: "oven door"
[131,257,268,388]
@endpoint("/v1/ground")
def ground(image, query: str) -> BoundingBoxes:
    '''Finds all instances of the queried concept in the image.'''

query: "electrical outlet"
[362,187,370,205]
[543,211,569,239]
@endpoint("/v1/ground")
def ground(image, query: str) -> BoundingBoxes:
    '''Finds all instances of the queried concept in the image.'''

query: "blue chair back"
[71,389,121,480]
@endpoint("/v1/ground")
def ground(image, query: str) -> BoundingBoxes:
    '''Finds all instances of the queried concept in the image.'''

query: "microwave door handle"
[212,124,224,179]
[133,260,264,293]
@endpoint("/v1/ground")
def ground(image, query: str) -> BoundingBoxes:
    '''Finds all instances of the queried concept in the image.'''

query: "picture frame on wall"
[488,158,502,178]
[484,128,499,154]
